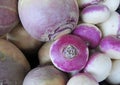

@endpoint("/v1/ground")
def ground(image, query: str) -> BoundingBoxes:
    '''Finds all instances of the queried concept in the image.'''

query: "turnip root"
[50,34,89,73]
[67,73,99,85]
[23,65,68,85]
[77,0,101,8]
[7,24,42,52]
[38,41,53,66]
[100,0,120,11]
[98,11,120,37]
[0,0,19,35]
[73,23,102,48]
[0,39,30,85]
[99,35,120,59]
[81,4,110,24]
[106,59,120,85]
[84,52,112,82]
[18,0,79,41]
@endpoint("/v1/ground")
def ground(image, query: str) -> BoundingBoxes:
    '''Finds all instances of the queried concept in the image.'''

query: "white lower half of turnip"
[84,52,112,82]
[99,35,120,59]
[50,34,89,73]
[67,73,99,85]
[73,23,102,48]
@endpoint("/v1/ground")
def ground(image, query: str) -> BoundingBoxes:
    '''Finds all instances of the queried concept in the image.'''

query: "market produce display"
[0,0,120,85]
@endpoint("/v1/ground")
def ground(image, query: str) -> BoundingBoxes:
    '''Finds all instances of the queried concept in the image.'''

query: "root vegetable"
[7,24,42,52]
[106,59,120,85]
[67,73,99,85]
[18,0,79,41]
[23,65,68,85]
[38,41,53,66]
[50,34,89,73]
[81,4,110,24]
[99,35,120,59]
[73,23,102,48]
[0,0,19,35]
[98,11,120,37]
[84,52,112,82]
[0,39,30,85]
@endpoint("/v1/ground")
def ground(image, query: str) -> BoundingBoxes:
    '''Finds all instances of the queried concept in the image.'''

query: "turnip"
[100,0,120,11]
[50,34,89,73]
[73,23,102,48]
[84,52,112,82]
[106,59,120,85]
[81,4,110,24]
[77,0,101,8]
[7,24,42,53]
[18,0,79,41]
[67,73,99,85]
[0,39,30,85]
[23,65,68,85]
[38,41,53,66]
[0,0,19,35]
[98,11,120,37]
[99,35,120,59]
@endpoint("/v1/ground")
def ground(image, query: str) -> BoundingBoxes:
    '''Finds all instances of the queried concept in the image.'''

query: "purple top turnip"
[81,4,110,24]
[18,0,79,41]
[99,35,120,59]
[73,23,102,48]
[50,34,89,73]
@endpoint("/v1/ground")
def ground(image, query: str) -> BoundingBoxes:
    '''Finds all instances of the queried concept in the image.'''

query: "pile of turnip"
[0,0,120,85]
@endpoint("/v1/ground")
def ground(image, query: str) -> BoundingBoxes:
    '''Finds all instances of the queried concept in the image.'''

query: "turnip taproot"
[0,39,30,85]
[18,0,79,41]
[81,4,110,24]
[50,34,89,73]
[67,73,99,85]
[73,23,102,48]
[99,35,120,59]
[98,11,120,37]
[38,41,53,66]
[106,59,120,84]
[7,24,42,52]
[0,0,19,35]
[23,65,68,85]
[84,52,112,82]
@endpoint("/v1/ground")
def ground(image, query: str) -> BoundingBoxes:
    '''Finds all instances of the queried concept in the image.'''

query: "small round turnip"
[99,35,120,59]
[50,34,89,73]
[98,11,120,37]
[0,0,19,35]
[77,0,101,8]
[73,23,102,48]
[18,0,79,41]
[67,73,99,85]
[84,52,112,82]
[100,0,120,11]
[38,41,53,66]
[7,24,42,52]
[81,4,110,24]
[106,59,120,85]
[23,65,68,85]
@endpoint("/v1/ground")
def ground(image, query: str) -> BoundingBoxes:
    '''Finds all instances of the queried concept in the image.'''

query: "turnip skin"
[73,23,102,48]
[106,59,120,85]
[23,65,68,85]
[84,52,112,82]
[0,0,19,35]
[18,0,79,41]
[98,11,120,37]
[99,35,120,59]
[67,73,99,85]
[81,4,110,24]
[50,34,89,73]
[0,39,30,85]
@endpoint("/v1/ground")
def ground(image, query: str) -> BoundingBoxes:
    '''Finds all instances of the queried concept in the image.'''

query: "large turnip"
[18,0,79,41]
